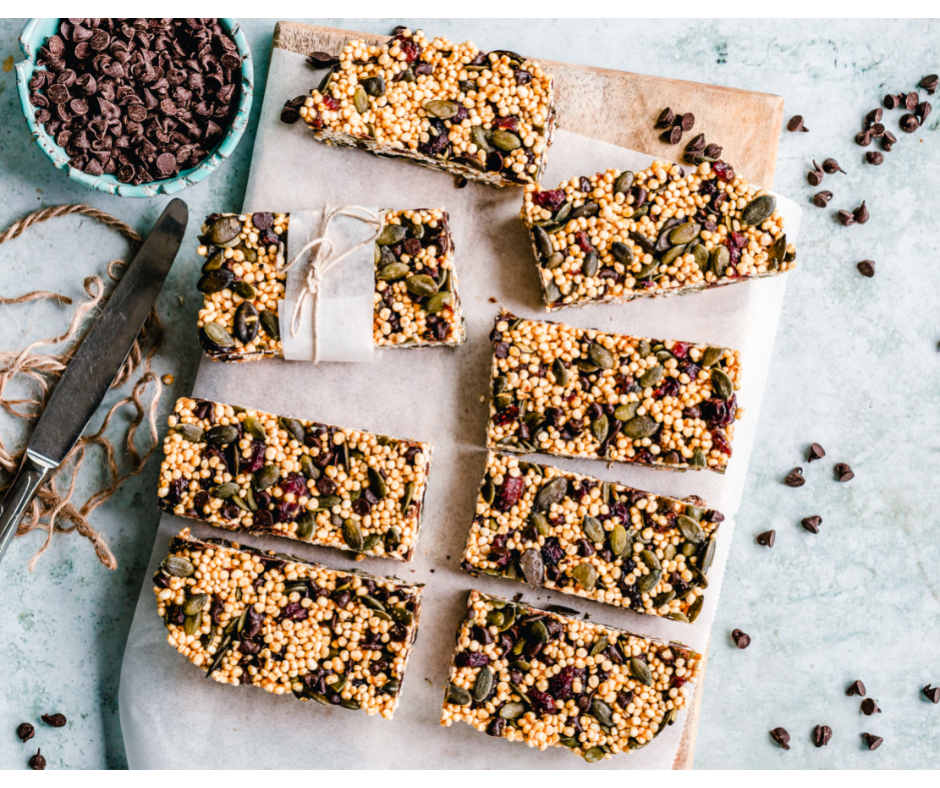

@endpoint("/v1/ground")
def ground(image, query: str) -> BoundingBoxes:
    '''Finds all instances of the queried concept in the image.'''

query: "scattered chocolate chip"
[881,130,897,151]
[28,749,46,770]
[686,133,706,152]
[862,733,883,751]
[837,209,856,226]
[905,91,920,110]
[801,515,822,534]
[811,191,833,208]
[655,107,675,128]
[813,724,833,748]
[853,201,870,224]
[731,629,751,649]
[807,160,825,186]
[41,713,66,728]
[847,679,867,697]
[923,684,940,704]
[787,115,809,132]
[857,260,876,278]
[770,727,791,750]
[861,698,881,716]
[855,129,872,147]
[822,158,844,174]
[865,151,884,165]
[785,468,806,487]
[865,107,883,126]
[870,123,886,138]
[900,113,920,133]
[920,74,939,95]
[662,125,683,145]
[678,112,695,131]
[455,175,468,189]
[884,94,901,110]
[757,530,776,547]
[917,101,932,121]
[835,462,855,482]
[703,142,723,159]
[807,443,826,462]
[16,723,35,743]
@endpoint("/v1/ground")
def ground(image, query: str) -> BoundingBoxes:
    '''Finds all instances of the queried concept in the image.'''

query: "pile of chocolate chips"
[28,18,242,185]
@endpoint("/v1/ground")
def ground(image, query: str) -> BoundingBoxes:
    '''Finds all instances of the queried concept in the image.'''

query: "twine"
[284,206,383,364]
[0,204,164,571]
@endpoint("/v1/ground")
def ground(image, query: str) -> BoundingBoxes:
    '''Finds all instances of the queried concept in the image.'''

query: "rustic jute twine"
[0,204,165,570]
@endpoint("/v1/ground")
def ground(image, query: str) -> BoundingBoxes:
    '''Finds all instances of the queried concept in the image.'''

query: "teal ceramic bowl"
[15,18,253,198]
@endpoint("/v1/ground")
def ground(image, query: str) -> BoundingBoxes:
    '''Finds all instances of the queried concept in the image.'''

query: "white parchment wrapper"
[118,47,800,770]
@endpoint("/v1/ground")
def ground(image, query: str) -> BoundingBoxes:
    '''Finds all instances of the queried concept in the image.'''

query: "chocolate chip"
[787,115,809,132]
[920,74,939,95]
[881,130,897,151]
[813,725,833,748]
[837,210,856,226]
[900,113,920,133]
[756,530,776,547]
[156,152,177,174]
[662,126,683,145]
[857,260,876,278]
[855,129,872,147]
[870,123,886,138]
[678,112,695,131]
[923,684,940,703]
[906,91,920,110]
[835,462,855,482]
[884,93,901,110]
[731,629,751,649]
[686,133,706,152]
[853,201,870,224]
[41,713,66,728]
[862,733,883,751]
[770,727,791,750]
[865,107,883,126]
[807,161,824,186]
[704,142,723,159]
[28,749,46,771]
[801,515,822,534]
[655,107,675,128]
[455,175,468,189]
[866,151,884,165]
[307,51,340,69]
[16,723,35,743]
[822,158,844,174]
[847,679,867,697]
[785,468,805,487]
[917,101,932,121]
[861,698,881,716]
[811,191,833,208]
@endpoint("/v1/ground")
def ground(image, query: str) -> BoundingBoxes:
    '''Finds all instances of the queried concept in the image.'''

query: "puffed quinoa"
[462,453,722,621]
[156,528,423,719]
[158,397,433,561]
[197,209,466,361]
[300,29,556,187]
[522,161,795,310]
[440,591,702,761]
[487,313,742,473]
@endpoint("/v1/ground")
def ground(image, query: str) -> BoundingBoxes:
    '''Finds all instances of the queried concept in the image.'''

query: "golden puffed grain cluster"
[440,591,701,761]
[155,529,423,719]
[157,397,432,561]
[300,29,555,186]
[522,160,795,309]
[462,453,721,620]
[487,314,742,472]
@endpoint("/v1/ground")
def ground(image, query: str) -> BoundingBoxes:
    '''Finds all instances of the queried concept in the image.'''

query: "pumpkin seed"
[609,524,629,556]
[367,467,387,499]
[278,417,304,442]
[591,414,609,443]
[424,291,452,314]
[652,590,676,608]
[711,368,734,401]
[514,547,543,587]
[400,480,415,513]
[582,515,605,543]
[202,251,224,272]
[259,310,280,340]
[613,171,634,194]
[551,359,568,387]
[233,302,259,345]
[639,365,664,389]
[589,636,609,657]
[614,402,639,422]
[640,549,661,571]
[622,415,659,439]
[487,129,522,151]
[691,243,710,271]
[183,593,209,616]
[669,221,701,246]
[687,596,704,623]
[541,252,564,270]
[390,606,414,626]
[571,562,598,590]
[633,259,659,280]
[425,99,459,118]
[174,423,204,443]
[362,534,382,554]
[298,455,319,481]
[233,280,256,300]
[208,215,242,245]
[582,250,599,277]
[377,262,409,281]
[768,233,787,265]
[534,477,567,511]
[544,279,561,304]
[206,425,238,445]
[661,243,688,266]
[529,619,549,643]
[676,515,705,544]
[384,527,401,552]
[183,611,203,636]
[197,268,234,295]
[529,512,550,536]
[591,698,614,727]
[254,464,279,490]
[610,241,634,265]
[242,416,265,441]
[700,346,724,368]
[699,537,717,573]
[360,75,385,97]
[666,611,690,623]
[711,244,730,277]
[499,701,526,720]
[637,339,651,357]
[162,556,195,577]
[211,482,239,500]
[570,202,599,220]
[295,512,316,540]
[406,275,439,297]
[481,479,495,505]
[470,125,492,152]
[741,194,777,227]
[473,666,494,702]
[204,322,236,347]
[663,544,677,562]
[630,657,653,686]
[377,224,407,246]
[637,569,662,595]
[353,86,368,114]
[588,342,614,370]
[342,519,364,551]
[583,747,605,763]
[446,683,472,706]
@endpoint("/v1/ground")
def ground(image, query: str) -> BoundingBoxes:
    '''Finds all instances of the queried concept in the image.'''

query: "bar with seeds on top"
[155,528,423,719]
[440,590,702,761]
[157,397,432,561]
[196,209,466,362]
[298,28,556,188]
[486,313,742,473]
[522,159,795,310]
[462,453,722,622]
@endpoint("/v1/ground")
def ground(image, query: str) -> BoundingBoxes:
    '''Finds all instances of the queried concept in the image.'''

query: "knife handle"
[0,454,56,568]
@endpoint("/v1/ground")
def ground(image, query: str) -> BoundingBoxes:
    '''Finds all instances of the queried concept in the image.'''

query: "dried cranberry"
[672,676,688,689]
[712,160,735,182]
[712,429,732,456]
[281,472,307,497]
[492,405,519,427]
[531,188,566,212]
[698,179,718,196]
[244,440,266,473]
[683,405,702,420]
[541,536,564,566]
[320,94,339,111]
[529,689,557,715]
[420,117,449,156]
[455,650,490,668]
[575,231,594,253]
[165,477,186,505]
[279,602,308,622]
[493,115,518,130]
[274,501,299,523]
[679,361,701,380]
[658,378,681,398]
[548,666,584,700]
[494,341,509,359]
[731,231,747,249]
[392,35,422,62]
[671,342,690,360]
[617,690,635,708]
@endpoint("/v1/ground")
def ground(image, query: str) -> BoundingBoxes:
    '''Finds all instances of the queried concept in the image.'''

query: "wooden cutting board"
[270,21,785,769]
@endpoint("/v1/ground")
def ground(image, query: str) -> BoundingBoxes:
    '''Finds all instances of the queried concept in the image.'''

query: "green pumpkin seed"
[638,365,664,389]
[259,310,280,341]
[637,569,662,595]
[627,738,649,750]
[591,414,609,443]
[700,346,724,368]
[204,322,236,347]
[353,86,369,114]
[663,544,677,562]
[293,512,315,541]
[377,262,409,281]
[589,636,609,657]
[588,342,615,370]
[529,619,550,643]
[741,194,776,227]
[208,216,242,245]
[183,593,209,616]
[532,225,552,258]
[360,75,385,97]
[681,541,698,557]
[360,534,380,554]
[206,425,238,445]
[571,562,598,591]
[540,252,563,270]
[233,302,259,345]
[583,747,605,763]
[211,482,239,500]
[377,224,407,247]
[183,611,203,636]
[711,244,730,277]
[669,221,701,246]
[610,241,634,265]
[689,566,709,590]
[591,698,614,727]
[768,233,787,266]
[582,516,605,543]
[162,556,195,577]
[622,415,659,439]
[367,467,387,499]
[342,519,364,551]
[633,259,659,280]
[174,423,205,443]
[279,417,305,442]
[242,416,266,441]
[687,596,704,623]
[609,524,629,556]
[473,666,494,702]
[691,243,710,271]
[299,455,319,481]
[446,683,472,706]
[534,477,567,511]
[699,537,717,573]
[518,548,544,587]
[676,515,705,544]
[360,594,387,614]
[198,270,235,296]
[488,129,522,151]
[582,250,600,277]
[384,527,402,552]
[424,291,452,314]
[202,251,224,271]
[529,512,550,536]
[661,243,688,267]
[711,368,734,401]
[630,657,653,686]
[544,280,561,304]
[652,590,676,608]
[499,701,526,720]
[666,611,690,623]
[470,125,492,152]
[400,481,415,513]
[664,708,679,727]
[233,280,256,301]
[425,99,460,118]
[551,359,568,387]
[685,504,705,521]
[613,171,634,194]
[614,402,639,422]
[405,275,439,297]
[640,549,661,571]
[254,464,279,490]
[390,606,414,626]
[481,479,495,506]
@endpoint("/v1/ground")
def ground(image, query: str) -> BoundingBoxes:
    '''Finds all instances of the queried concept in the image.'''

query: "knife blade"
[0,198,188,567]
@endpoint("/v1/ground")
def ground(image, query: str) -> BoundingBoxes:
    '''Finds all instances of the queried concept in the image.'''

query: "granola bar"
[299,28,556,188]
[157,397,432,561]
[155,528,423,719]
[462,453,722,622]
[486,313,742,473]
[522,160,796,310]
[440,590,702,761]
[196,209,465,362]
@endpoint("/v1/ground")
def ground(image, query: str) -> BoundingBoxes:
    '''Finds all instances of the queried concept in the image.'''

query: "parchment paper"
[118,47,800,770]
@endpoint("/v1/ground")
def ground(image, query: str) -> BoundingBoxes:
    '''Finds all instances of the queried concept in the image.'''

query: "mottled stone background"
[0,18,938,770]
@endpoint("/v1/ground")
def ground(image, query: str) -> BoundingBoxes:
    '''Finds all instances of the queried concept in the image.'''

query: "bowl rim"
[15,17,253,198]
